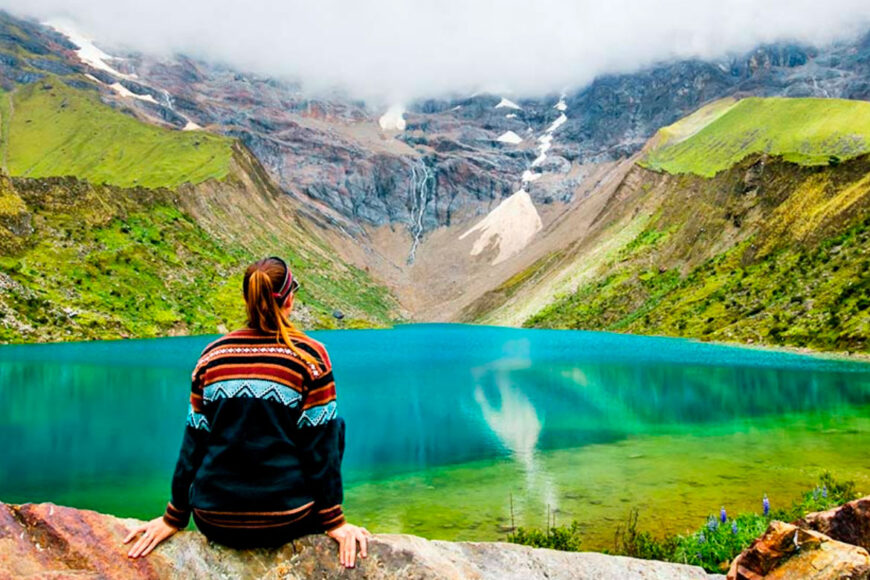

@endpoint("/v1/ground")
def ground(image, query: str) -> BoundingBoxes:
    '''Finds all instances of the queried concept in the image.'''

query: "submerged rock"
[727,520,870,580]
[0,502,715,579]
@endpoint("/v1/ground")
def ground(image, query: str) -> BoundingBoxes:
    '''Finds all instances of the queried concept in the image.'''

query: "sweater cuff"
[318,504,345,531]
[162,502,189,529]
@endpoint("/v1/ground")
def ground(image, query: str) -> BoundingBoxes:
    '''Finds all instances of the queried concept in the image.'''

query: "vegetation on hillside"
[2,78,232,188]
[0,80,399,342]
[513,97,870,354]
[509,473,859,574]
[0,175,398,342]
[527,213,870,352]
[642,97,870,177]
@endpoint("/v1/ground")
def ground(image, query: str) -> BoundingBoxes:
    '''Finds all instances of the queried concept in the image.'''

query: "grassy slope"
[493,97,870,353]
[6,79,232,188]
[0,176,398,342]
[0,81,399,342]
[522,155,870,352]
[642,97,870,177]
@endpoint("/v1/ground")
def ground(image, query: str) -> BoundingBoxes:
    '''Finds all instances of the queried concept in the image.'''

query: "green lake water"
[2,323,870,548]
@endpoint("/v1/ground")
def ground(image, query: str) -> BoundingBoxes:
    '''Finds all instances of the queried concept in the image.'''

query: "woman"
[123,257,370,568]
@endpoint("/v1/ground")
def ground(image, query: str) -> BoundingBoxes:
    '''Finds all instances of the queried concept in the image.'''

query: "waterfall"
[160,89,174,110]
[406,160,435,265]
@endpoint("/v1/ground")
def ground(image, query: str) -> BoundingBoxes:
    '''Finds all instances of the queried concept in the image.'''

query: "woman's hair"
[242,257,318,368]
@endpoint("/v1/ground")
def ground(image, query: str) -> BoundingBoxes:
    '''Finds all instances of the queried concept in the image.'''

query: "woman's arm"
[296,356,371,568]
[296,363,346,531]
[125,360,210,558]
[162,405,210,528]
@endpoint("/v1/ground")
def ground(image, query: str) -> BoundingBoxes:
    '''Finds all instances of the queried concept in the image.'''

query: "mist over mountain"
[2,7,870,352]
[4,0,870,102]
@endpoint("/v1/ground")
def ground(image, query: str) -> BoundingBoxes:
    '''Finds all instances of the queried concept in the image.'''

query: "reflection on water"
[472,338,557,513]
[2,324,870,540]
[475,377,541,468]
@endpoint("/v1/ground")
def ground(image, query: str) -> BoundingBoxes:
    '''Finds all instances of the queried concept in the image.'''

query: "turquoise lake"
[2,323,870,547]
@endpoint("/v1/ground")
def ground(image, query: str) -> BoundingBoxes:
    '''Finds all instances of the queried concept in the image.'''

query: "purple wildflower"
[813,487,819,500]
[822,485,828,499]
[720,506,727,523]
[763,494,770,516]
[732,520,738,535]
[698,532,706,544]
[707,516,718,531]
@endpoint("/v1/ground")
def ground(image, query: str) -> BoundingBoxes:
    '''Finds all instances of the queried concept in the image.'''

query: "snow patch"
[495,97,521,110]
[522,170,541,182]
[554,98,567,112]
[109,82,158,104]
[379,104,406,131]
[547,113,567,133]
[183,121,202,131]
[505,113,517,119]
[459,189,543,265]
[46,20,136,80]
[531,134,553,167]
[497,131,523,144]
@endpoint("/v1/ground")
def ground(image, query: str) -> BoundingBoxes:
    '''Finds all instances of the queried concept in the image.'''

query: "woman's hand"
[123,516,179,558]
[326,523,372,568]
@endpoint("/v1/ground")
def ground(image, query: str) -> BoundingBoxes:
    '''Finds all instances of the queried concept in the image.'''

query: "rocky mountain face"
[4,10,870,240]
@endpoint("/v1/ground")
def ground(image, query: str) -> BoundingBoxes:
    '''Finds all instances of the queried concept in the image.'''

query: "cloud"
[5,0,870,102]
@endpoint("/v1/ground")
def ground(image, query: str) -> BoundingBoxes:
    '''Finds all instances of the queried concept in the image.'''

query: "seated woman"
[123,257,370,568]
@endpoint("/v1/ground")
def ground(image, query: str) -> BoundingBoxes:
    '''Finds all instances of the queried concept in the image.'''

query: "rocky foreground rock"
[0,502,716,579]
[728,497,870,579]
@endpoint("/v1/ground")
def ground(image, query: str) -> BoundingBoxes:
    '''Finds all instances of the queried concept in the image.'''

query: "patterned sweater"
[162,328,345,533]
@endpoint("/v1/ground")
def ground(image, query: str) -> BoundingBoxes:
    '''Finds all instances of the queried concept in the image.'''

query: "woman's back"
[188,328,340,514]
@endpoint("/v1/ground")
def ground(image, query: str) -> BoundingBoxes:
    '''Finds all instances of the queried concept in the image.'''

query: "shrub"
[507,473,858,573]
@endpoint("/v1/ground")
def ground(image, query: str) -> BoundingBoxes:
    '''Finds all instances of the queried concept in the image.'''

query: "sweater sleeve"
[296,348,346,532]
[162,359,211,529]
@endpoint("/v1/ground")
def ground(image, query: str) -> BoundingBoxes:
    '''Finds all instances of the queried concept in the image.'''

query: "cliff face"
[0,502,717,580]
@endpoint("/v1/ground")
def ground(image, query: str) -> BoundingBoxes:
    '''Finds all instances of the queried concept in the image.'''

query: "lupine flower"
[813,487,819,500]
[822,485,828,499]
[763,494,770,516]
[732,521,738,535]
[707,516,718,531]
[720,507,727,523]
[698,532,706,544]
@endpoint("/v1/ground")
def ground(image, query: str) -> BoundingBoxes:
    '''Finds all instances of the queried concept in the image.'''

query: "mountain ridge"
[0,10,869,351]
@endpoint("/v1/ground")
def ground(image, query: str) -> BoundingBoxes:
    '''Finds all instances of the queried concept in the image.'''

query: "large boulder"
[727,521,870,580]
[799,497,870,551]
[0,502,715,579]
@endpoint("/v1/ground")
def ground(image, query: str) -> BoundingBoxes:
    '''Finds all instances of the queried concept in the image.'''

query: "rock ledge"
[0,502,715,579]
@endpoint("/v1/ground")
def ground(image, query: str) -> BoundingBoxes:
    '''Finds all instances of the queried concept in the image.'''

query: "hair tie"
[269,256,292,301]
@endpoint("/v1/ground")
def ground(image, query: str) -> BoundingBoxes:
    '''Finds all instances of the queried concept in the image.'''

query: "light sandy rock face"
[1,502,715,580]
[727,520,870,580]
[459,189,543,265]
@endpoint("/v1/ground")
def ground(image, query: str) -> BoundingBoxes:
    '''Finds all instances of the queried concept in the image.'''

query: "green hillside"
[0,174,399,343]
[0,80,400,342]
[520,154,870,353]
[1,79,232,188]
[642,97,870,177]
